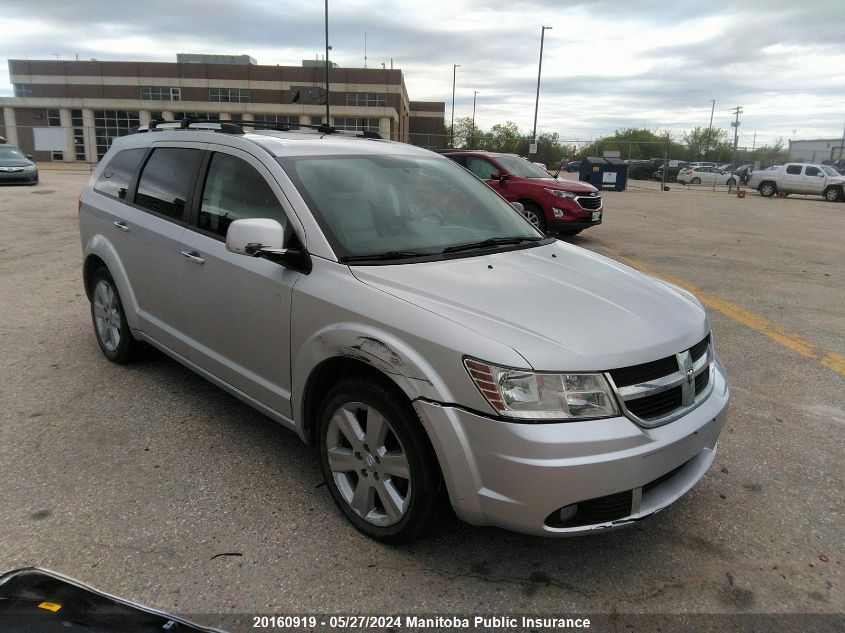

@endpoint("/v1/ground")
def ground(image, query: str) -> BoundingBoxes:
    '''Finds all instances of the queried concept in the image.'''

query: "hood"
[350,241,709,372]
[532,176,597,193]
[0,158,34,168]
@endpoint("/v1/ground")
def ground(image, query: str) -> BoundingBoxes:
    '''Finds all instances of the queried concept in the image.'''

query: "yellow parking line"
[599,246,844,378]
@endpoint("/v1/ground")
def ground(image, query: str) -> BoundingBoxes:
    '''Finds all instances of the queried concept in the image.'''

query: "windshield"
[0,146,26,160]
[495,155,552,178]
[821,166,839,177]
[278,154,543,261]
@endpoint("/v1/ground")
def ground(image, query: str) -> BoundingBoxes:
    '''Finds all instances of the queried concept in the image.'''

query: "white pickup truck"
[748,163,845,202]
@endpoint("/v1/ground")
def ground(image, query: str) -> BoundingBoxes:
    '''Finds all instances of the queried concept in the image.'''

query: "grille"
[643,460,688,494]
[609,355,678,387]
[689,334,710,361]
[695,368,710,394]
[576,195,602,210]
[625,385,683,419]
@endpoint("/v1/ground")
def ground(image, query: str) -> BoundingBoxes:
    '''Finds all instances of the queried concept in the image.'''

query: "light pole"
[324,0,330,126]
[471,90,479,149]
[704,99,715,159]
[531,25,552,157]
[450,64,461,148]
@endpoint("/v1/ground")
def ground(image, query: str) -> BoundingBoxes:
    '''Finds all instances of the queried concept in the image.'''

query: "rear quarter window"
[93,148,146,200]
[134,148,203,221]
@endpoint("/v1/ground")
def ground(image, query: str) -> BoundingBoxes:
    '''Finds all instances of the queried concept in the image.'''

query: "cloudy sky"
[2,0,843,146]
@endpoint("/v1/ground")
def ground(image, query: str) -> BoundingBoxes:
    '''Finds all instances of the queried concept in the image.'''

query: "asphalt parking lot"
[1,169,843,629]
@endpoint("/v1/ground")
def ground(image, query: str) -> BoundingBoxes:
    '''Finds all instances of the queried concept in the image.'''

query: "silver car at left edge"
[78,121,729,543]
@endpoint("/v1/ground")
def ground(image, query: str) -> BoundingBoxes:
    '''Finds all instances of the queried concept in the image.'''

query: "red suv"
[442,150,603,235]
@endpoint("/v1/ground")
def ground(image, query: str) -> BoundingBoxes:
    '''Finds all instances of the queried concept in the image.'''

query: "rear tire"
[520,201,547,232]
[317,378,442,543]
[726,178,737,186]
[759,182,776,197]
[691,177,701,185]
[90,267,141,364]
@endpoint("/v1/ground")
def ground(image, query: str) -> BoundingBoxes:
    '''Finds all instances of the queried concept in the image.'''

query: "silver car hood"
[350,241,709,372]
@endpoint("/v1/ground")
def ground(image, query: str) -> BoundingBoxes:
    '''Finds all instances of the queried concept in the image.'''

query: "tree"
[683,126,730,161]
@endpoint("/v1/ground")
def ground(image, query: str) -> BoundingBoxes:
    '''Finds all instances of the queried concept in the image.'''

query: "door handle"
[113,221,129,232]
[180,250,206,265]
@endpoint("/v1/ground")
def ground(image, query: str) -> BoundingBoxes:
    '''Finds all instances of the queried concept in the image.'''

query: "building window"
[140,86,181,101]
[346,92,386,107]
[93,110,140,160]
[13,84,33,97]
[47,109,63,160]
[209,88,250,103]
[172,112,215,121]
[71,109,85,161]
[251,114,300,126]
[229,113,243,122]
[292,86,326,105]
[310,116,325,126]
[333,117,380,133]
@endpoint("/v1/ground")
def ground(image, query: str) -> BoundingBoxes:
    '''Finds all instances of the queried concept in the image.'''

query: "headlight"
[23,165,37,172]
[544,188,578,199]
[464,359,620,420]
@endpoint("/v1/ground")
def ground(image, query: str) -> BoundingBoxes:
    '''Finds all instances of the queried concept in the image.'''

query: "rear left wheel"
[691,177,701,185]
[90,267,141,364]
[318,378,441,543]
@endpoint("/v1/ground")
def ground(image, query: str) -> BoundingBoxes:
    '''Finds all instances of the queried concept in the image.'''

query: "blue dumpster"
[579,157,628,191]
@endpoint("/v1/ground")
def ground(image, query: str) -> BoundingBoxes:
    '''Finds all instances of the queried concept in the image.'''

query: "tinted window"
[94,148,146,200]
[785,165,803,175]
[198,153,288,238]
[804,166,821,177]
[466,157,498,180]
[135,148,202,220]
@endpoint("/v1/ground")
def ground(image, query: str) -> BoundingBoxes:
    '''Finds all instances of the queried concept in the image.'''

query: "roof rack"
[130,117,382,139]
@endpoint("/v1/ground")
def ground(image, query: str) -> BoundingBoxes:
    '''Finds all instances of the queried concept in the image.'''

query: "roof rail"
[131,117,382,139]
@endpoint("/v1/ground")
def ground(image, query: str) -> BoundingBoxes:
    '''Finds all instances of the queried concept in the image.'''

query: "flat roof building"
[0,55,445,162]
[788,138,845,163]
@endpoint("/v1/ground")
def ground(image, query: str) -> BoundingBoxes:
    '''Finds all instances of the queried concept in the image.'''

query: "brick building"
[0,54,445,162]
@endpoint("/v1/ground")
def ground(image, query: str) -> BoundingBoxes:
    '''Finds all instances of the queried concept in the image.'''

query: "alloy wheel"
[93,279,121,352]
[325,402,411,527]
[523,209,541,228]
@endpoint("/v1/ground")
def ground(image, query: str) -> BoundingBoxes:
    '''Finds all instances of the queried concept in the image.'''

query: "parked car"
[677,166,738,186]
[747,163,845,201]
[79,121,729,543]
[688,162,718,169]
[624,160,654,180]
[532,161,548,171]
[564,160,582,172]
[443,150,602,235]
[0,145,38,185]
[653,161,689,182]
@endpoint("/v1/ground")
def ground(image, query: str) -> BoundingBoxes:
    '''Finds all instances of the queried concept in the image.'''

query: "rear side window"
[198,153,288,238]
[785,165,802,175]
[135,148,202,220]
[804,166,821,176]
[94,148,146,200]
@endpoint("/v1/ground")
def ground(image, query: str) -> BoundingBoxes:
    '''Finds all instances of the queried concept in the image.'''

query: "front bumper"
[414,357,729,536]
[0,170,38,184]
[548,217,602,231]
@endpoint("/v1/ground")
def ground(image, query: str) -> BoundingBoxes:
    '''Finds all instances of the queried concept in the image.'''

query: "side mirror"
[226,218,311,273]
[511,202,524,213]
[489,171,501,180]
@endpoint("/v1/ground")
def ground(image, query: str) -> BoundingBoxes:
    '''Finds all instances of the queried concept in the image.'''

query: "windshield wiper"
[442,236,544,254]
[340,250,425,263]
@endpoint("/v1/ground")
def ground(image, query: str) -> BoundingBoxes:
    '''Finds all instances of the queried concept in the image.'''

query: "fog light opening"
[545,504,578,528]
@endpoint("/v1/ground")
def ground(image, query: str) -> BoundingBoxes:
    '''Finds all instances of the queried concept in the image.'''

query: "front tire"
[759,181,776,197]
[726,178,737,186]
[824,186,842,202]
[318,378,441,543]
[520,201,547,232]
[90,267,141,364]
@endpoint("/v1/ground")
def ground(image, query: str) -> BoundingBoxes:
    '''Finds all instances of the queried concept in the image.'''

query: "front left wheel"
[318,378,442,543]
[90,267,141,364]
[520,201,547,232]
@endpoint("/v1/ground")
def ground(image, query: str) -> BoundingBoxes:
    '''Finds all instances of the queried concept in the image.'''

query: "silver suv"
[79,121,729,542]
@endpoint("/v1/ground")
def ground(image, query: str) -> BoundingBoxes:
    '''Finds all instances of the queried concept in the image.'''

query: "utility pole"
[839,122,845,160]
[450,64,460,148]
[704,99,715,159]
[531,26,553,158]
[471,90,479,149]
[729,105,743,193]
[324,0,330,126]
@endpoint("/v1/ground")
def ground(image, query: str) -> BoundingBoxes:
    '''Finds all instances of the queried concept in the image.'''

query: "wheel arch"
[82,236,140,330]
